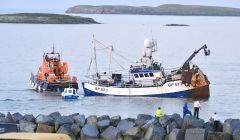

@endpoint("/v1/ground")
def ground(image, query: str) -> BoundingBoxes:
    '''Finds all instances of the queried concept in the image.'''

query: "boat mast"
[150,39,157,66]
[149,43,153,66]
[93,35,99,83]
[109,45,113,77]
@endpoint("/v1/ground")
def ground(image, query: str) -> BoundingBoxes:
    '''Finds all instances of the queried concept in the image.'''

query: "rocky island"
[0,13,99,24]
[165,24,189,26]
[66,4,240,16]
[1,112,240,139]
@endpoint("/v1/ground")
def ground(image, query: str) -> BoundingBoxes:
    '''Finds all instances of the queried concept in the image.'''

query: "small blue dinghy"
[62,88,79,100]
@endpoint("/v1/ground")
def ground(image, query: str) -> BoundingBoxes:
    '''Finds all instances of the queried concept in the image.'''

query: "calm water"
[0,15,240,121]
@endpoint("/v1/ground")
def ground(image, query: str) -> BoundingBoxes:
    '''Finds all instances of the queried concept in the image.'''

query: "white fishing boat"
[82,36,210,98]
[61,88,79,100]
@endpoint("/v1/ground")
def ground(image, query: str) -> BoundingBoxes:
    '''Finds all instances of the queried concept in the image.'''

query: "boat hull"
[82,80,209,98]
[62,95,79,100]
[30,73,78,95]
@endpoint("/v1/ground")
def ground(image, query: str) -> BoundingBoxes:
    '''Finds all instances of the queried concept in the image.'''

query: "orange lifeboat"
[30,46,78,94]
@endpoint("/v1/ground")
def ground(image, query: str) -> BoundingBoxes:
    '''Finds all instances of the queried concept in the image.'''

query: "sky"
[0,0,240,12]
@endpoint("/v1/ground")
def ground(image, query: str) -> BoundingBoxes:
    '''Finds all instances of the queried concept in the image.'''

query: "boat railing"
[88,77,169,88]
[90,82,142,88]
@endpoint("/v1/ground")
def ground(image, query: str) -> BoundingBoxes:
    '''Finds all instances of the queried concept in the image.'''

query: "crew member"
[44,73,49,81]
[193,100,201,119]
[155,107,164,119]
[183,103,192,118]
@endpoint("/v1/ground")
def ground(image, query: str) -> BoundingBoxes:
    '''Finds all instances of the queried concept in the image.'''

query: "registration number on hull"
[95,86,108,92]
[168,82,183,87]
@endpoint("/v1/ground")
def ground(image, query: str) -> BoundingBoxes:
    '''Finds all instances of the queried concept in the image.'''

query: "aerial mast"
[52,43,55,54]
[60,48,62,61]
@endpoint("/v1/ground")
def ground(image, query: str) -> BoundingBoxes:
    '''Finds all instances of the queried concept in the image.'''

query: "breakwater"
[0,112,240,140]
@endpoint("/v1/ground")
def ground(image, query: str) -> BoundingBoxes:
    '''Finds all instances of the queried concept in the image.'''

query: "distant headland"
[165,24,189,26]
[66,4,240,16]
[0,13,99,24]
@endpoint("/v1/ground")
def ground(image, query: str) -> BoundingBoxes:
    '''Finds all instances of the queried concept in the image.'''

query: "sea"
[0,13,239,121]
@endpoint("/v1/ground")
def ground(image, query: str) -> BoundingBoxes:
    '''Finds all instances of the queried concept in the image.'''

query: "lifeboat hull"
[30,73,78,95]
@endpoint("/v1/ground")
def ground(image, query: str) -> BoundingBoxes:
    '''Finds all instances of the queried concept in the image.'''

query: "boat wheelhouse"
[62,88,79,100]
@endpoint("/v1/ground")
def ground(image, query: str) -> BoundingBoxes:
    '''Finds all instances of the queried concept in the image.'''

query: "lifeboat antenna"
[52,43,55,54]
[60,48,62,61]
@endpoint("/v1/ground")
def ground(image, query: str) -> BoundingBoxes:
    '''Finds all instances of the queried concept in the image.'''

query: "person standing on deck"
[183,103,192,118]
[155,107,164,119]
[193,100,201,119]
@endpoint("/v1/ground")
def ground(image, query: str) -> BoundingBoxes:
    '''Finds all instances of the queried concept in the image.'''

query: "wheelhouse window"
[144,73,149,77]
[149,73,154,77]
[134,74,139,78]
[139,73,144,78]
[68,90,72,93]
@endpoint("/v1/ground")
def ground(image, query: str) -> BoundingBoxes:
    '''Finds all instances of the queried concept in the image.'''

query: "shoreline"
[0,112,239,139]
